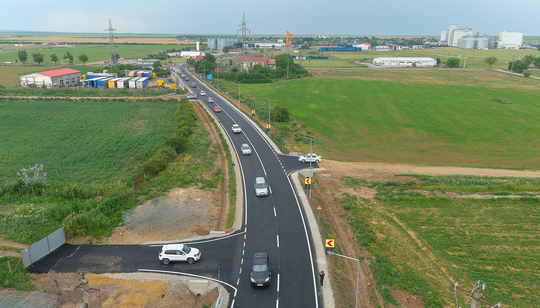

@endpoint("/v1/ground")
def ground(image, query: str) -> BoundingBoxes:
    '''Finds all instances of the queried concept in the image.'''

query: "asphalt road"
[32,66,321,308]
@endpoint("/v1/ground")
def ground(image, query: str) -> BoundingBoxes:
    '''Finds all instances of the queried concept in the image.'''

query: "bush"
[523,71,531,77]
[140,146,176,175]
[446,58,460,68]
[272,106,290,122]
[165,134,189,153]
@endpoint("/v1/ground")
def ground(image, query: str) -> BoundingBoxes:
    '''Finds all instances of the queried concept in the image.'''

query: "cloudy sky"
[1,0,538,36]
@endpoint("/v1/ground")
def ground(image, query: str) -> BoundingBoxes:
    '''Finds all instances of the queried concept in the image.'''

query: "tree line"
[18,50,89,66]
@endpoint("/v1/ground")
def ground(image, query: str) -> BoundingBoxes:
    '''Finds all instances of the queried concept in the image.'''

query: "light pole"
[327,251,359,308]
[297,135,312,198]
[262,97,271,135]
[233,80,241,109]
[202,65,206,84]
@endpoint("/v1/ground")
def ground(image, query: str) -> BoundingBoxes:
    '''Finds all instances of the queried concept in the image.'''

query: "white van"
[254,177,269,197]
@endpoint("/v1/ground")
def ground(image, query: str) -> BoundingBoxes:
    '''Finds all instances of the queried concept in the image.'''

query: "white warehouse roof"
[373,57,437,67]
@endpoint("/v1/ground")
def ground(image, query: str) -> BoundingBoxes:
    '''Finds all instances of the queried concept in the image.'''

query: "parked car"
[298,153,322,163]
[200,91,206,96]
[250,253,271,286]
[254,177,269,196]
[159,244,201,265]
[208,97,214,103]
[185,93,197,99]
[232,124,242,133]
[241,143,252,155]
[213,106,222,113]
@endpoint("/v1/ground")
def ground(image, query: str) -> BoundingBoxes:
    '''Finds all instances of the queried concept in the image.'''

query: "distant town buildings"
[373,57,437,67]
[441,24,524,50]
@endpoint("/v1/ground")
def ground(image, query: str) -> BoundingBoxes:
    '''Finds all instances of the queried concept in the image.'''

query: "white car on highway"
[298,153,321,163]
[200,91,206,96]
[241,143,252,155]
[232,124,242,133]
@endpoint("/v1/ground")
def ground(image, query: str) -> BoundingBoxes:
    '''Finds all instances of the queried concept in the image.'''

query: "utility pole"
[105,19,117,68]
[287,58,289,79]
[236,13,251,54]
[453,281,502,308]
[511,55,515,72]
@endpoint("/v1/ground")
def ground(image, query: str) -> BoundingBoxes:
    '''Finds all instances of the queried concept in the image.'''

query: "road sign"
[207,74,213,79]
[266,124,271,129]
[326,239,334,248]
[305,178,311,185]
[317,205,322,210]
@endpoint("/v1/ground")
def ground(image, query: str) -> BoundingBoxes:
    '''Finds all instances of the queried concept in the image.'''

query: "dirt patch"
[32,272,218,308]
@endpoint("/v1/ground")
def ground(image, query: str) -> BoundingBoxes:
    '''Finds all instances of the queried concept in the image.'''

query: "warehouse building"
[20,68,81,88]
[373,57,437,67]
[252,42,286,49]
[497,31,523,49]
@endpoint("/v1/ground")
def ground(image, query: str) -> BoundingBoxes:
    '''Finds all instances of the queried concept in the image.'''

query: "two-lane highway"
[181,67,319,307]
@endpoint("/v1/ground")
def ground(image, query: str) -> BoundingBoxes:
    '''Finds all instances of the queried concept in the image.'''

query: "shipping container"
[87,77,107,87]
[129,77,141,88]
[116,77,130,89]
[136,77,149,89]
[97,78,112,88]
[108,78,121,89]
[137,71,144,77]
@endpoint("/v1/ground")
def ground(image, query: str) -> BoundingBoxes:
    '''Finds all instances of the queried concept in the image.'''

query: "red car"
[213,106,222,113]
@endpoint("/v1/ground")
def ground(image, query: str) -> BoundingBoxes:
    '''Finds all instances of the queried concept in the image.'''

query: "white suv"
[159,244,201,265]
[298,153,321,163]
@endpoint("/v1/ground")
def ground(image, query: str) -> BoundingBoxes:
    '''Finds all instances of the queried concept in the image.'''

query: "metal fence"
[21,227,65,268]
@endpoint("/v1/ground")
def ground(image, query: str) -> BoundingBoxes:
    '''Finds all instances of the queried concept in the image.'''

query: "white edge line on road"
[148,230,246,247]
[274,207,276,217]
[276,299,279,308]
[286,171,320,308]
[276,235,279,248]
[138,269,237,292]
[277,273,280,292]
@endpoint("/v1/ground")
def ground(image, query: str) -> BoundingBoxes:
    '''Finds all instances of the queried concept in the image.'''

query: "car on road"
[181,74,186,78]
[200,91,206,96]
[298,153,322,163]
[208,97,214,103]
[191,83,197,88]
[185,93,197,99]
[250,252,271,286]
[159,244,201,265]
[241,143,252,155]
[213,106,222,113]
[254,177,269,196]
[232,124,242,133]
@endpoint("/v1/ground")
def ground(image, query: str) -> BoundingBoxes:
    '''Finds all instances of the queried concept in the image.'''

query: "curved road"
[33,66,322,308]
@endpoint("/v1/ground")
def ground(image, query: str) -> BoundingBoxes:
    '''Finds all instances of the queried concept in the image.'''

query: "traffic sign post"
[325,239,335,255]
[266,124,271,134]
[304,177,311,191]
[252,110,256,117]
[317,205,322,227]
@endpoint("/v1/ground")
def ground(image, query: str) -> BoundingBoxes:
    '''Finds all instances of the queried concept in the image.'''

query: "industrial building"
[457,36,489,49]
[374,46,390,51]
[180,51,206,58]
[252,42,286,49]
[207,37,241,50]
[497,31,523,49]
[319,46,362,52]
[373,57,437,67]
[20,68,81,88]
[440,24,473,46]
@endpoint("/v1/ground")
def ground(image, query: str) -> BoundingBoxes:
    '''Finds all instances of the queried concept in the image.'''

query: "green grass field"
[0,44,175,65]
[339,176,540,307]
[223,69,540,169]
[0,100,178,185]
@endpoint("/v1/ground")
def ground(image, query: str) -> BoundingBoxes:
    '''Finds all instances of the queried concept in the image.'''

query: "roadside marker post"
[325,239,335,255]
[317,205,322,227]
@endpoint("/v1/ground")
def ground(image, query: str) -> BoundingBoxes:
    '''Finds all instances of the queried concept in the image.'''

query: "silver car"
[232,124,242,133]
[254,177,269,196]
[298,153,322,163]
[241,143,252,155]
[208,97,214,103]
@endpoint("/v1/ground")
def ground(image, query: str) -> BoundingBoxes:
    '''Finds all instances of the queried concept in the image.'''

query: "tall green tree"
[32,52,45,65]
[534,57,540,69]
[50,53,58,65]
[78,54,89,66]
[446,58,460,68]
[17,50,28,64]
[484,57,497,68]
[63,51,74,64]
[523,55,536,68]
[509,60,528,73]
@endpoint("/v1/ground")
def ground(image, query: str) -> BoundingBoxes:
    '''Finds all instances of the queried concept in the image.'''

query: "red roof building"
[239,56,276,69]
[20,68,82,88]
[194,56,205,61]
[37,68,81,77]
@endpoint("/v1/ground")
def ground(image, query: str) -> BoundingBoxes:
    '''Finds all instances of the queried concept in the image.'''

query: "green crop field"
[222,69,540,169]
[0,99,178,185]
[0,44,174,65]
[338,176,540,307]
